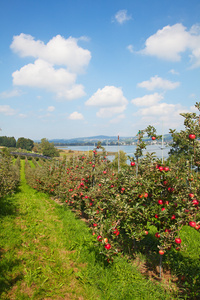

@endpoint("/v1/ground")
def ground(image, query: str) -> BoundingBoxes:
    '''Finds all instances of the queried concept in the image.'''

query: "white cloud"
[169,69,179,75]
[10,33,91,73]
[131,93,163,106]
[0,105,16,115]
[135,103,188,130]
[110,114,125,124]
[137,75,180,91]
[96,105,127,118]
[114,10,132,24]
[85,86,128,107]
[190,105,199,112]
[0,89,23,98]
[10,33,91,100]
[140,23,200,67]
[47,106,55,112]
[12,59,85,100]
[85,86,128,118]
[69,111,84,120]
[127,44,134,53]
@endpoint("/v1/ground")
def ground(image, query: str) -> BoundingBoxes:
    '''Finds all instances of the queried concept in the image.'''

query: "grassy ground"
[0,161,178,299]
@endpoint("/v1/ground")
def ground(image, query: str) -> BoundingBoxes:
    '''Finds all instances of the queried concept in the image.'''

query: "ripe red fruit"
[158,166,164,171]
[93,223,97,227]
[97,235,102,241]
[155,232,160,238]
[189,193,194,198]
[104,243,111,250]
[192,199,199,206]
[145,230,148,235]
[164,166,169,171]
[171,215,176,220]
[189,221,196,227]
[130,161,135,166]
[175,238,182,244]
[161,207,166,211]
[155,214,159,219]
[158,199,163,205]
[189,134,196,140]
[152,136,156,140]
[103,171,107,174]
[113,228,120,236]
[159,250,165,255]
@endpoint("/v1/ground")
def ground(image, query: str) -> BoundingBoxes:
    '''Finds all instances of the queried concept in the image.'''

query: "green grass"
[0,161,178,299]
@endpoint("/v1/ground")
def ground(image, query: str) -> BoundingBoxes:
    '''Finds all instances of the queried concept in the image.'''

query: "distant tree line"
[0,136,59,157]
[0,136,34,151]
[0,136,16,147]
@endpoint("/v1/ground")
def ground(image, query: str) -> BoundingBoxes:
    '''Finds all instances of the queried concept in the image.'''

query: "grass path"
[0,161,175,300]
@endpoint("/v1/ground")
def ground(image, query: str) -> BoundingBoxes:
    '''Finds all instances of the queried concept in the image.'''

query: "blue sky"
[0,0,200,140]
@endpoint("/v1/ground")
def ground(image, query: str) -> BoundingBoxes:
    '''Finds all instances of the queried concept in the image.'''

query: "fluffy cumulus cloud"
[10,34,91,100]
[85,86,128,118]
[68,111,84,120]
[12,59,85,100]
[10,34,91,73]
[132,92,187,129]
[0,105,16,115]
[140,23,200,68]
[137,75,180,91]
[131,93,164,106]
[114,10,132,24]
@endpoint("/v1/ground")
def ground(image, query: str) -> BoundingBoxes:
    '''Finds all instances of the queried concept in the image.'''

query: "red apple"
[105,243,111,250]
[152,136,156,140]
[192,199,199,206]
[175,238,182,244]
[97,235,102,241]
[130,161,135,166]
[158,199,163,205]
[159,250,165,255]
[189,134,196,140]
[164,166,170,171]
[189,221,196,227]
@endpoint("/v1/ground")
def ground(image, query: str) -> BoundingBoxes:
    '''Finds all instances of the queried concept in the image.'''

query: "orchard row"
[0,152,20,198]
[24,149,200,261]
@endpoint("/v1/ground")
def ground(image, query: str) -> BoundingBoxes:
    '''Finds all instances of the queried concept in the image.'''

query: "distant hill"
[43,134,172,146]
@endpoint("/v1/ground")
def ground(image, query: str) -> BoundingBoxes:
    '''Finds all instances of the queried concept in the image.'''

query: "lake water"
[57,144,171,161]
